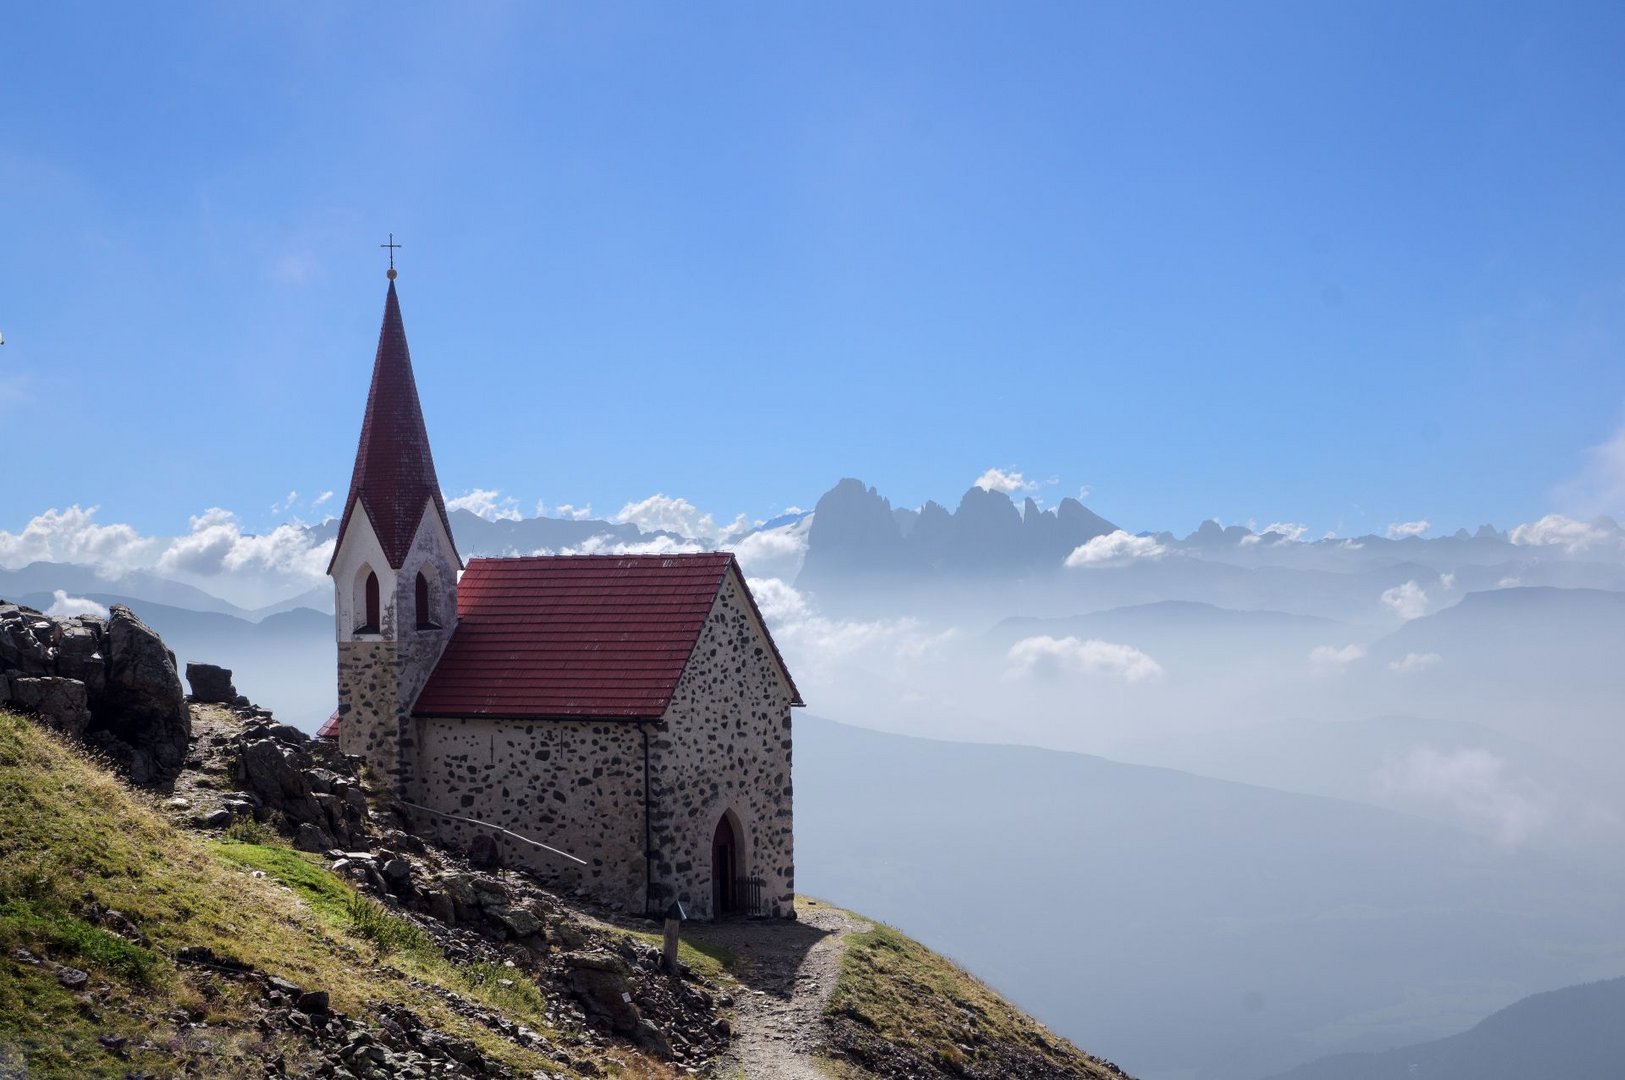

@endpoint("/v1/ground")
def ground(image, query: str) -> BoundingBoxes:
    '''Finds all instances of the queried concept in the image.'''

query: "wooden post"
[662,900,687,974]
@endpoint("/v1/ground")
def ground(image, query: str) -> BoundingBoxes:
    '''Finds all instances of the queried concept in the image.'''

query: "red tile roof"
[327,280,459,572]
[316,710,340,739]
[413,553,802,720]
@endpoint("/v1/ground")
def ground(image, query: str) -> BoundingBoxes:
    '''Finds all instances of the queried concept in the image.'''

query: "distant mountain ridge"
[1266,976,1625,1080]
[798,477,1119,585]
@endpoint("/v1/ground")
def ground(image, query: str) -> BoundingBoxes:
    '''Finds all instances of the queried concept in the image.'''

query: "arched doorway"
[711,815,739,918]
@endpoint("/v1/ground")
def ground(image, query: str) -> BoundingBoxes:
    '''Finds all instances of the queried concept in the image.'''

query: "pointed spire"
[328,278,460,572]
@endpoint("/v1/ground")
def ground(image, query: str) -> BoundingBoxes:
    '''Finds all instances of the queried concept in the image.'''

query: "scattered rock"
[566,950,644,1034]
[493,906,541,940]
[184,662,237,704]
[295,821,335,852]
[55,967,89,989]
[296,989,330,1015]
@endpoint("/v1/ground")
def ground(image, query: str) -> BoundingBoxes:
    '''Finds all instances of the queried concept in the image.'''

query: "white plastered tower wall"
[330,497,460,793]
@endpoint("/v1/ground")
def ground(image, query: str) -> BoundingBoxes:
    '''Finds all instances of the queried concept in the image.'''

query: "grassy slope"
[0,706,1125,1080]
[825,921,1129,1079]
[0,710,608,1079]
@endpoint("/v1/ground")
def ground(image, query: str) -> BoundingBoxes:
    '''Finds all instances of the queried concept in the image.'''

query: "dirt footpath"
[688,900,872,1079]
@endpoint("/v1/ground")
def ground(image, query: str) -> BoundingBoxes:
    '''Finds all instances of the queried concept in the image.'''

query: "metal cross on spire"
[381,233,402,280]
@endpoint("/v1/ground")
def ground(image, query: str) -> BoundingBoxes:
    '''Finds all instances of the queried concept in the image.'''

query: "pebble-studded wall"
[412,718,649,909]
[648,572,795,918]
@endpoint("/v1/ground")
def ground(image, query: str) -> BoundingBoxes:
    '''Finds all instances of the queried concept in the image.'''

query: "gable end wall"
[648,570,795,918]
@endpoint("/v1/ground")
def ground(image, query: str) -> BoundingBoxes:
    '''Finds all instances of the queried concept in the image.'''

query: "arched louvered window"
[415,570,434,630]
[362,570,380,632]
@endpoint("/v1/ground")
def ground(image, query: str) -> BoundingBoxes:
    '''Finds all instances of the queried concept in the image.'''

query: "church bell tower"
[327,260,461,793]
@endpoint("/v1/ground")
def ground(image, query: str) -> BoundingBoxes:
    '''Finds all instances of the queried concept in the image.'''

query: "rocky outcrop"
[566,950,674,1058]
[128,697,735,1072]
[185,662,238,704]
[229,717,369,850]
[0,601,191,786]
[91,606,192,785]
[8,677,91,738]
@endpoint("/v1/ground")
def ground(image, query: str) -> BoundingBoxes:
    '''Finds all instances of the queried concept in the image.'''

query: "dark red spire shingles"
[328,281,459,571]
[413,553,802,720]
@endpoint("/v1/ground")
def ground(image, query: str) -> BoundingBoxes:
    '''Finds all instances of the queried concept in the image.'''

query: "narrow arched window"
[363,571,380,631]
[415,570,434,630]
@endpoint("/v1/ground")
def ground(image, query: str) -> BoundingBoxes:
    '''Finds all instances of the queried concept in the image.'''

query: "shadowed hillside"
[1265,977,1625,1080]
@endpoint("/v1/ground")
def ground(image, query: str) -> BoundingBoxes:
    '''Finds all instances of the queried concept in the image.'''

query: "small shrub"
[344,893,433,957]
[456,961,549,1017]
[224,817,277,845]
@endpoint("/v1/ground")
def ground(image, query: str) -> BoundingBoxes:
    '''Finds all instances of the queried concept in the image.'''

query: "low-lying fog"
[8,486,1625,1079]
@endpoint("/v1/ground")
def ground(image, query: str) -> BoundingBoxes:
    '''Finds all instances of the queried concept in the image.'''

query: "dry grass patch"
[827,920,1129,1079]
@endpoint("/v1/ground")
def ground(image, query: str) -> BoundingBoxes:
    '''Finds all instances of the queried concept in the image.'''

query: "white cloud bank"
[612,494,747,542]
[728,517,812,582]
[1389,651,1443,673]
[541,535,705,558]
[1509,514,1621,553]
[1310,643,1366,668]
[1242,522,1309,545]
[1065,531,1167,567]
[974,467,1037,494]
[45,589,109,619]
[1380,580,1430,620]
[447,488,522,522]
[0,506,154,575]
[1007,635,1164,682]
[1386,520,1430,539]
[747,577,956,674]
[1375,746,1549,847]
[158,508,334,581]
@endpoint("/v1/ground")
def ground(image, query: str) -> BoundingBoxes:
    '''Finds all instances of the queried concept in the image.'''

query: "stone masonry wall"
[648,571,795,919]
[399,567,795,921]
[411,718,649,911]
[336,639,406,787]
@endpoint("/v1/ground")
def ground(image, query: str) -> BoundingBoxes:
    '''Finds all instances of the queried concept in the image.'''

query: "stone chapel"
[322,271,801,920]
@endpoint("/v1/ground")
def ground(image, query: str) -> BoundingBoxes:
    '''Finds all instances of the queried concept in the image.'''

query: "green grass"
[0,710,577,1079]
[209,839,353,922]
[0,897,157,983]
[208,836,554,1035]
[209,838,436,958]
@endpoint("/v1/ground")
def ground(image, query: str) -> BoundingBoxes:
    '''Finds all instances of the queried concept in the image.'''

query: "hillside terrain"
[1265,976,1625,1080]
[0,639,1120,1079]
[795,716,1625,1080]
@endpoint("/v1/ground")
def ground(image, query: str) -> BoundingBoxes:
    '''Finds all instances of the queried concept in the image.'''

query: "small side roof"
[412,552,803,720]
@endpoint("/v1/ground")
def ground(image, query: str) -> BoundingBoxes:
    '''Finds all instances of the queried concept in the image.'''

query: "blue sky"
[4,2,1625,539]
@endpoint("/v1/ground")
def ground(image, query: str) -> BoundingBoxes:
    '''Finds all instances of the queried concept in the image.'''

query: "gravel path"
[689,900,872,1080]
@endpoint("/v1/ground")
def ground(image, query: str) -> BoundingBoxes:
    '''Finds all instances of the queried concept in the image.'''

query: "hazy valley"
[8,477,1625,1078]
